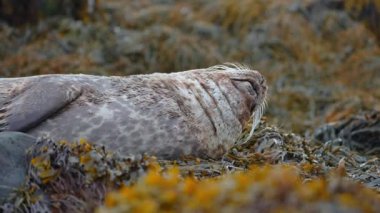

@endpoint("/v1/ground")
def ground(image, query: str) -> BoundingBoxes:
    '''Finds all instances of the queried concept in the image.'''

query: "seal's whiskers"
[243,97,267,143]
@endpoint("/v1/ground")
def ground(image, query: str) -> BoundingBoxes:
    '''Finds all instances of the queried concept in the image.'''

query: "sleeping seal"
[0,64,267,159]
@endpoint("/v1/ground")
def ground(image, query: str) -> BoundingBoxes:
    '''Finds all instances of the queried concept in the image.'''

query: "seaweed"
[1,0,380,212]
[1,138,152,212]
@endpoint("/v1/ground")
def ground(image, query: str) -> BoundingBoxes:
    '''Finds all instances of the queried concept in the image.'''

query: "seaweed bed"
[0,0,380,212]
[2,119,380,212]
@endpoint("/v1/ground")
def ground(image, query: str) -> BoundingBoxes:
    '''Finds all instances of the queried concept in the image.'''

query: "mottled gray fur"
[0,64,267,159]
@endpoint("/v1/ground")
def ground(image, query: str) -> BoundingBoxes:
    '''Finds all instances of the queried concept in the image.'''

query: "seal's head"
[189,63,268,142]
[157,63,268,158]
[209,64,267,141]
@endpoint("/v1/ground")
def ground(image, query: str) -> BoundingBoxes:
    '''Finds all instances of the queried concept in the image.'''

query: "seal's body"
[0,64,267,159]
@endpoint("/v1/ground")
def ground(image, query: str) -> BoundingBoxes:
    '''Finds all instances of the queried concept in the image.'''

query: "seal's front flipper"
[0,80,82,132]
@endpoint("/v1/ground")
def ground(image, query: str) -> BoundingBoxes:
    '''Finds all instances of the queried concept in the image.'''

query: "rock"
[0,132,36,204]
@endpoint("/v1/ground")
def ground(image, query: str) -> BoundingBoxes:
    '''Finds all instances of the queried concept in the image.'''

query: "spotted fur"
[0,64,267,159]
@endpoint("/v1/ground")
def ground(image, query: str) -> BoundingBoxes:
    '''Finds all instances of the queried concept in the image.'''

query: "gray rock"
[0,132,36,203]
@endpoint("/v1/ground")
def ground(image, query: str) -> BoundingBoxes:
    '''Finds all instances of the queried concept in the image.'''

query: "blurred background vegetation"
[0,0,379,135]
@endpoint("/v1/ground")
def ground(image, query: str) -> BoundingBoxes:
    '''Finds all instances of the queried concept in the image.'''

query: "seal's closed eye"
[231,79,259,98]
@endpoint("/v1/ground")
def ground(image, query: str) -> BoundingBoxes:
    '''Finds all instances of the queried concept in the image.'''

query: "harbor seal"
[0,64,267,159]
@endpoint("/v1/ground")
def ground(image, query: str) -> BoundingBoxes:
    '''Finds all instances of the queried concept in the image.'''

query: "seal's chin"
[241,98,267,143]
